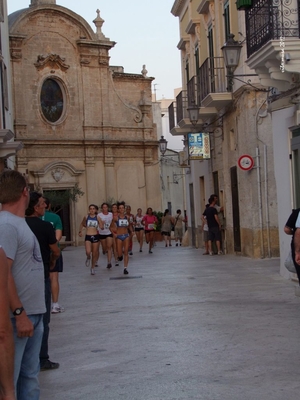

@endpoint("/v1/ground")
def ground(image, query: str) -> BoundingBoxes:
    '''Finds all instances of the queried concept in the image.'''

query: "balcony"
[168,90,194,135]
[197,57,232,109]
[245,0,300,91]
[168,57,232,135]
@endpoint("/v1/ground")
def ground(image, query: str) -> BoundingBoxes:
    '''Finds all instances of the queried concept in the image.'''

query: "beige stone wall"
[9,4,161,243]
[217,89,279,258]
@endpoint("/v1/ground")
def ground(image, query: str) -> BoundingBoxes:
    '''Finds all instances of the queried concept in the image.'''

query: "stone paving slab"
[39,243,299,400]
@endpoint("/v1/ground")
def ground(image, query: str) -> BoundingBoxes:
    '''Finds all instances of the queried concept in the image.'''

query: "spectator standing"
[201,204,209,254]
[284,208,300,285]
[0,170,46,400]
[161,209,174,247]
[203,196,222,255]
[0,246,15,400]
[25,192,60,371]
[173,209,185,247]
[42,198,64,314]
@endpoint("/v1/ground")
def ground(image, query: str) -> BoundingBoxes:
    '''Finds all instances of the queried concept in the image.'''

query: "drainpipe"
[256,146,264,258]
[264,143,271,258]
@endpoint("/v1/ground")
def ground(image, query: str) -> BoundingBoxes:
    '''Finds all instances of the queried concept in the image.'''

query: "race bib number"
[87,221,97,228]
[119,219,128,227]
[104,223,110,229]
[148,223,154,230]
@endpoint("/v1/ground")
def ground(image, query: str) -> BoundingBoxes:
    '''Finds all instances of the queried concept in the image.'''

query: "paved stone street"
[40,243,300,400]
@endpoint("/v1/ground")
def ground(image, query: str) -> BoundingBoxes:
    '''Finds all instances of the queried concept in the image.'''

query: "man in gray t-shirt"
[0,170,45,400]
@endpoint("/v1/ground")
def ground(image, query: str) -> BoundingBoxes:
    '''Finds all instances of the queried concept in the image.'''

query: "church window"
[40,78,64,123]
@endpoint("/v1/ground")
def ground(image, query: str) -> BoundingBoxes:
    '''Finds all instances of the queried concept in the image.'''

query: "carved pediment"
[34,54,70,72]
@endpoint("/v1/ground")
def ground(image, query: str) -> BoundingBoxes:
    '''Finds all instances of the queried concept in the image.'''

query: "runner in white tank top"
[98,203,114,269]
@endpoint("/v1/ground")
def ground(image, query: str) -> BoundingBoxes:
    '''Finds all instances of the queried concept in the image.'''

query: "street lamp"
[221,34,242,92]
[221,33,257,92]
[159,135,168,156]
[187,101,200,127]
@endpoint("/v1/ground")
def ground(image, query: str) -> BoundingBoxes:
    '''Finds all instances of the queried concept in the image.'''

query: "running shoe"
[115,262,119,267]
[129,251,133,255]
[123,268,129,275]
[51,305,65,314]
[149,250,153,254]
[90,268,95,275]
[85,257,91,267]
[218,251,223,255]
[107,263,112,269]
[139,249,142,252]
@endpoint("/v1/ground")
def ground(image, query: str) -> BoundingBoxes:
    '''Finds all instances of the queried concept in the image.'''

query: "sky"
[7,0,182,100]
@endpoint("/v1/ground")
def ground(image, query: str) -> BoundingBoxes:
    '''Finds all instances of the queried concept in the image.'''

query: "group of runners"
[78,202,159,275]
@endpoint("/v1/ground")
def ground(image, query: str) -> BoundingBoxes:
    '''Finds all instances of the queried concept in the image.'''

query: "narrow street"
[40,243,299,400]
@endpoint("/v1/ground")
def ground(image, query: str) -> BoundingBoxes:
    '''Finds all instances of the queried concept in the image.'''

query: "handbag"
[284,250,296,273]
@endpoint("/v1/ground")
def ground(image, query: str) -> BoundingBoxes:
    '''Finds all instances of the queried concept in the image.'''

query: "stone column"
[104,147,117,200]
[144,148,161,210]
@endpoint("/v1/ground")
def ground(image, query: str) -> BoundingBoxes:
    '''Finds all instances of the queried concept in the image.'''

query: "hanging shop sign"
[238,154,254,171]
[188,133,211,160]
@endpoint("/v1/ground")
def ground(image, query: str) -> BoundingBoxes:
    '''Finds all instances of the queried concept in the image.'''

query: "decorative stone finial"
[93,9,109,40]
[30,0,56,5]
[141,65,148,77]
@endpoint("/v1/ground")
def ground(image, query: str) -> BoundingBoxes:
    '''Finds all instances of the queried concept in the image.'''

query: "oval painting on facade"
[40,79,64,123]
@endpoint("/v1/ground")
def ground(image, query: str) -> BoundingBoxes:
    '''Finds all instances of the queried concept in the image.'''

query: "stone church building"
[9,0,160,242]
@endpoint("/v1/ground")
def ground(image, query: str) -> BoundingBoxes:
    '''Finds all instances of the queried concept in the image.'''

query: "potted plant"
[236,0,252,10]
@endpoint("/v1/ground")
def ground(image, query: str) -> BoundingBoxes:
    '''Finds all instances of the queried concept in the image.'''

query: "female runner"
[111,203,119,266]
[98,203,114,269]
[79,204,103,275]
[134,208,144,252]
[126,205,135,255]
[142,207,158,254]
[110,202,133,275]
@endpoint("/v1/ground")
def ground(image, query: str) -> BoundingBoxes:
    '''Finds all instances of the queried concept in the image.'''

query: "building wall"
[0,0,19,170]
[9,4,161,243]
[171,0,280,257]
[272,106,296,278]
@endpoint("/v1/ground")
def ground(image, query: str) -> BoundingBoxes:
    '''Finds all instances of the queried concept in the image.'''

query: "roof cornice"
[171,0,187,17]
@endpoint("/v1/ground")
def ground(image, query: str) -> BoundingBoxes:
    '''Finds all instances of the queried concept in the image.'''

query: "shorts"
[85,234,100,243]
[50,254,63,273]
[174,227,183,239]
[116,233,129,241]
[99,234,113,240]
[161,231,171,237]
[135,228,144,232]
[145,229,154,234]
[208,227,221,242]
[203,230,209,242]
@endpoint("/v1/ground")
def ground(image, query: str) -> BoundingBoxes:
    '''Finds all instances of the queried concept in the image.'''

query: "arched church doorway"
[43,189,71,241]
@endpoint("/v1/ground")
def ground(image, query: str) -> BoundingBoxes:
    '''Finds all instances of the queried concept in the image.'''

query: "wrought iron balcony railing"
[198,57,227,103]
[176,90,188,123]
[245,0,300,58]
[169,57,228,130]
[168,90,189,130]
[168,101,175,131]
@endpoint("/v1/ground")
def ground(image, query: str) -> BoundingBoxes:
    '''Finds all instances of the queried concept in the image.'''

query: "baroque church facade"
[9,0,160,242]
